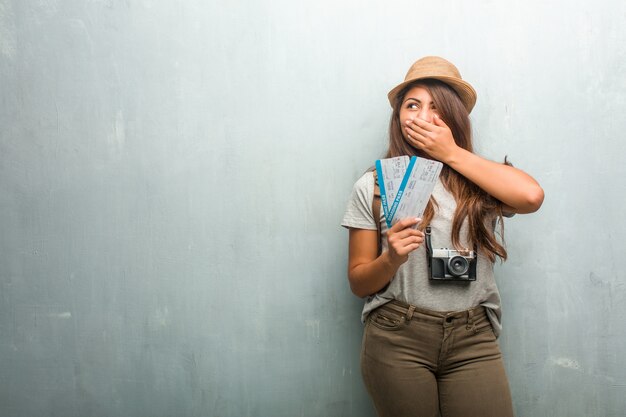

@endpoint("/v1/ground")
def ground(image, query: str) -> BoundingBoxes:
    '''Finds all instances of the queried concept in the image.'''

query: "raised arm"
[444,149,544,213]
[404,115,544,214]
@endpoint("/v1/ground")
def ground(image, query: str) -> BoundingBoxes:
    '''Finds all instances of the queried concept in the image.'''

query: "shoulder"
[341,170,377,230]
[353,170,375,194]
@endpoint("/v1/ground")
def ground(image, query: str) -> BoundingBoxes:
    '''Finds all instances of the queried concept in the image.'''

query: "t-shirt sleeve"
[502,210,516,218]
[489,207,515,230]
[341,172,377,230]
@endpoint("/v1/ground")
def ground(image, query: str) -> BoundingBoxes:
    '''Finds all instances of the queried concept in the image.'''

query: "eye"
[407,103,419,110]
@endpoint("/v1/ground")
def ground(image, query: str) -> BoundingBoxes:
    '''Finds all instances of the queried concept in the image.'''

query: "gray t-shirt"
[341,171,505,337]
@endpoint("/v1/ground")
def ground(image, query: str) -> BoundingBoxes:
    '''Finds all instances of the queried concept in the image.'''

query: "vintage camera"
[425,227,477,281]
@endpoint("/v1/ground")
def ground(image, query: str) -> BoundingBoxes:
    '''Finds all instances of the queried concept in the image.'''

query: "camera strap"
[372,170,382,257]
[425,226,433,269]
[425,226,478,251]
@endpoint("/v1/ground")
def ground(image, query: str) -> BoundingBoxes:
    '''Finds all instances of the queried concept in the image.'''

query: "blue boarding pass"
[375,156,443,228]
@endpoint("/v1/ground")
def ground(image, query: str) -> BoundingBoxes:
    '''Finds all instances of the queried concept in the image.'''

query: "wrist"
[444,146,466,167]
[381,250,403,272]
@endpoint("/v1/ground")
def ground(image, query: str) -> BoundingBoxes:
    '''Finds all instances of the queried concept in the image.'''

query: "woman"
[341,56,543,417]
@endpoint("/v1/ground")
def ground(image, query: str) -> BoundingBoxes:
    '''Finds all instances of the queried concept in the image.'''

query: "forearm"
[348,219,423,298]
[445,148,544,213]
[348,251,401,298]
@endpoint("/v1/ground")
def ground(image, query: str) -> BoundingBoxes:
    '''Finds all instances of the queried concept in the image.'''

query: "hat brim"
[387,75,477,114]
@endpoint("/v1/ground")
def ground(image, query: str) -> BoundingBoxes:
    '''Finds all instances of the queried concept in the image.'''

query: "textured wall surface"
[1,0,625,416]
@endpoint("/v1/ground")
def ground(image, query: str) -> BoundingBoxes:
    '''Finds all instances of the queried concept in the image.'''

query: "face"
[398,85,439,139]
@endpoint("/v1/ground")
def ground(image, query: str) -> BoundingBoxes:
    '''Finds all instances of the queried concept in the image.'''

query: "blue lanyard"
[376,156,416,229]
[375,159,390,228]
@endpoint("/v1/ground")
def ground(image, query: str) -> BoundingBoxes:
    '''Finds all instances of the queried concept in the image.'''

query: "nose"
[417,107,434,123]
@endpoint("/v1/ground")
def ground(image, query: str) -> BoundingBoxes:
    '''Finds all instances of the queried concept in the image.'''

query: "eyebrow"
[404,98,436,106]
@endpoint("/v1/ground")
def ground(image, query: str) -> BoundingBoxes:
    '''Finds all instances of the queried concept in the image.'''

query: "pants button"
[445,316,453,323]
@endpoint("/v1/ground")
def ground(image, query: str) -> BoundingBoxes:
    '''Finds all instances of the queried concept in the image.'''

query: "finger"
[395,242,422,256]
[406,242,422,253]
[405,128,427,145]
[406,241,422,251]
[389,236,423,255]
[433,114,448,127]
[407,117,436,132]
[395,239,423,253]
[393,228,425,240]
[407,130,431,146]
[407,119,432,137]
[389,217,421,233]
[400,232,424,243]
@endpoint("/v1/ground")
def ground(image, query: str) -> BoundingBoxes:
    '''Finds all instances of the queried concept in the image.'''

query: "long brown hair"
[387,79,508,262]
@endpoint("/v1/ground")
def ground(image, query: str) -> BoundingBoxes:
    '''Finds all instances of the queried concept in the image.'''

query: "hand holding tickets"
[375,156,443,228]
[386,217,424,266]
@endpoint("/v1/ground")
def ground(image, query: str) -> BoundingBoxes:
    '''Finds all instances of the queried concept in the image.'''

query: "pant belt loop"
[405,305,416,323]
[466,308,477,333]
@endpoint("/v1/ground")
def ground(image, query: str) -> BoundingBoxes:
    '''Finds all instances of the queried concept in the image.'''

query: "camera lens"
[447,256,469,277]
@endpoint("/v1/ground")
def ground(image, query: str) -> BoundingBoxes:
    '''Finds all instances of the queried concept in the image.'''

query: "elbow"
[506,185,544,214]
[348,279,366,299]
[349,284,363,298]
[523,185,545,213]
[348,272,371,299]
[351,286,370,299]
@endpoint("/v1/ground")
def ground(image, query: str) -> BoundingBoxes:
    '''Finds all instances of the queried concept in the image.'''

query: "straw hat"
[387,56,477,113]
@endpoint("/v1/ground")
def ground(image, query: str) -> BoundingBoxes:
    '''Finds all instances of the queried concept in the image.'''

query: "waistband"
[376,299,488,326]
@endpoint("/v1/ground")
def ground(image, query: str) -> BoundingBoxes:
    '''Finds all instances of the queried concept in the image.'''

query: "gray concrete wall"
[1,0,625,416]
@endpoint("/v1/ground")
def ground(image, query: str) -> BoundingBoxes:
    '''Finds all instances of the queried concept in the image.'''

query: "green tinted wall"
[1,1,625,416]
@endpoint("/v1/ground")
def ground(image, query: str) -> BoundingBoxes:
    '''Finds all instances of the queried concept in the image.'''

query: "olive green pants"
[361,300,514,417]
